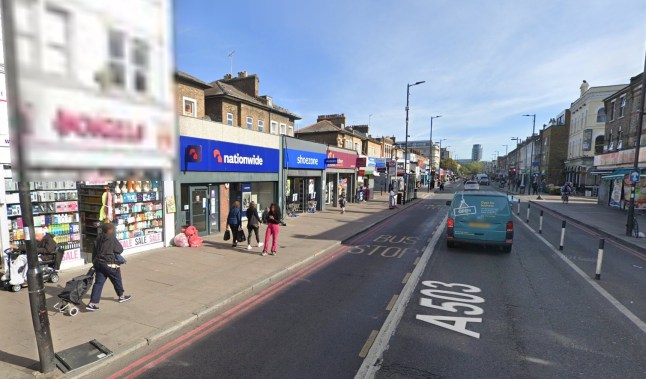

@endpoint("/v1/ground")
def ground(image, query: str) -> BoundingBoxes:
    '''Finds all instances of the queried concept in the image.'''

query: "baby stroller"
[54,268,95,316]
[2,248,60,292]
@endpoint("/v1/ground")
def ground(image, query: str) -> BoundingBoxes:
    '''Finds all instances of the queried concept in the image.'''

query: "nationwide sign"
[180,136,279,173]
[284,148,327,170]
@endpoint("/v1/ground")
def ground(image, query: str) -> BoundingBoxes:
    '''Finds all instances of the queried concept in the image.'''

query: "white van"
[476,174,489,185]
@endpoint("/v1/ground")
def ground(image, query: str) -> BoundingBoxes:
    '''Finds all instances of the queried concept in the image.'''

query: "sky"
[174,0,646,161]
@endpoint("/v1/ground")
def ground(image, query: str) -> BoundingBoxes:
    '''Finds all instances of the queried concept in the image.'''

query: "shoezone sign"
[416,280,484,338]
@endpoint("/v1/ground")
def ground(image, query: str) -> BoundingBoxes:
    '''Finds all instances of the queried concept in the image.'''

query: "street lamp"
[523,114,537,197]
[429,115,442,191]
[404,80,425,203]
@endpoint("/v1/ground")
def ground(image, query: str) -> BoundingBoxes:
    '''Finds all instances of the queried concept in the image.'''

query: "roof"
[297,120,344,134]
[175,70,211,89]
[205,81,300,120]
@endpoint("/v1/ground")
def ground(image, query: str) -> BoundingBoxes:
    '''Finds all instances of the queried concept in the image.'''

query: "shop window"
[183,97,197,117]
[258,119,264,132]
[270,121,278,134]
[280,123,287,135]
[246,116,253,129]
[226,113,234,126]
[44,7,69,75]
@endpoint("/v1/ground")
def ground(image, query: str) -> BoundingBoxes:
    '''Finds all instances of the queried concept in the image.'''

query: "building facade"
[471,144,483,162]
[540,110,570,186]
[565,81,626,191]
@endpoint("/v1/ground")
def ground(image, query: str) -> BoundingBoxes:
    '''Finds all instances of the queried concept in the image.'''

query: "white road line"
[355,212,448,379]
[515,214,646,335]
[413,257,421,266]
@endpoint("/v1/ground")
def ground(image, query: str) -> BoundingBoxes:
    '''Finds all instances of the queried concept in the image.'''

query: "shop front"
[283,139,327,213]
[326,147,358,206]
[177,129,280,236]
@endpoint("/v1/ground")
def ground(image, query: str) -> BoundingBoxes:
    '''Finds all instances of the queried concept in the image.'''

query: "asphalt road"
[376,183,646,379]
[108,190,452,379]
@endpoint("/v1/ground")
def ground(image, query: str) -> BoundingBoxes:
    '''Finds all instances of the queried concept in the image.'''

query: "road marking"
[386,294,399,311]
[402,272,411,284]
[413,257,421,266]
[359,330,379,358]
[355,212,448,379]
[515,214,646,335]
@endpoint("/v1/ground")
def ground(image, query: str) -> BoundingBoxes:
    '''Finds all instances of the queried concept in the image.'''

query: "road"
[102,181,646,379]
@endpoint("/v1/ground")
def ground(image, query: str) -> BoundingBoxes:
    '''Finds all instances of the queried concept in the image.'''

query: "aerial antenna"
[227,50,235,76]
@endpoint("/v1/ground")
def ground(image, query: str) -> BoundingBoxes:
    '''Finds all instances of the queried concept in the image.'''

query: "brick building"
[296,114,364,153]
[175,70,211,119]
[540,110,570,185]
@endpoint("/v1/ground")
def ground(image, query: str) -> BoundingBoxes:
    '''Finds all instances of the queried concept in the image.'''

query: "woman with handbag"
[226,201,243,248]
[262,203,282,256]
[246,202,263,250]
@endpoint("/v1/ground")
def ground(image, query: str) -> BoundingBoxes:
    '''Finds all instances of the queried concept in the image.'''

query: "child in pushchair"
[54,268,95,316]
[1,248,61,292]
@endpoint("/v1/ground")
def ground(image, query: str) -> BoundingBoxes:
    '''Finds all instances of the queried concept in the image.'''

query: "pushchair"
[2,248,60,292]
[54,268,95,316]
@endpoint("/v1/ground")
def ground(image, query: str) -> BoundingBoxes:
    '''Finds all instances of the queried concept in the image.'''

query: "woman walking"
[246,202,263,250]
[227,201,242,248]
[262,203,282,256]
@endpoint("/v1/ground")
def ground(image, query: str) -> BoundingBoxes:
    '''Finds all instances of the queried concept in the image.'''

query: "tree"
[461,161,485,176]
[440,158,460,173]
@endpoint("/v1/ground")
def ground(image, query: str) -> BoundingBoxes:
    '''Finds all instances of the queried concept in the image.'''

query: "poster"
[165,196,176,213]
[623,176,646,209]
[582,129,593,151]
[609,179,622,207]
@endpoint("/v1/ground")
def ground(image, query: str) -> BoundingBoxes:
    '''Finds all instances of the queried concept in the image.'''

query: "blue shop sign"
[367,157,377,167]
[284,148,327,170]
[375,158,386,168]
[180,136,279,173]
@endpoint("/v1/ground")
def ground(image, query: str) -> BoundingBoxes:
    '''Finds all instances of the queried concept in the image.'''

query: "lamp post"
[501,144,508,179]
[404,80,425,203]
[523,114,537,196]
[429,115,442,191]
[626,48,646,236]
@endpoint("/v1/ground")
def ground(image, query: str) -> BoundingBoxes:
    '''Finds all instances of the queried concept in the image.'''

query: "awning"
[601,169,632,180]
[590,170,612,176]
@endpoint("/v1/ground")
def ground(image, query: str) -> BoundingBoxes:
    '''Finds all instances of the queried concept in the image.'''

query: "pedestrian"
[36,227,64,271]
[389,188,396,209]
[262,203,282,256]
[246,201,263,251]
[339,194,347,214]
[86,223,131,311]
[439,180,445,191]
[226,201,243,248]
[532,181,538,195]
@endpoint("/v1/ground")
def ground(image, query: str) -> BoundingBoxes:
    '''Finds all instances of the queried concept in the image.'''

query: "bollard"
[526,203,531,223]
[517,200,521,216]
[539,210,544,234]
[559,220,566,250]
[595,239,605,280]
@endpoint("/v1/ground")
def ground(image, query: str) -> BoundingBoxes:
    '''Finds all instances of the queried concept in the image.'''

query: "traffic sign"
[630,171,640,183]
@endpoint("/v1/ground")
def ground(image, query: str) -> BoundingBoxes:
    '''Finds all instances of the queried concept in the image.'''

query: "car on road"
[464,180,480,191]
[446,191,513,252]
[477,174,490,185]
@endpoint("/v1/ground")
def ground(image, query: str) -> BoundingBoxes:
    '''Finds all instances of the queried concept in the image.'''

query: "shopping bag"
[224,229,231,241]
[237,229,246,243]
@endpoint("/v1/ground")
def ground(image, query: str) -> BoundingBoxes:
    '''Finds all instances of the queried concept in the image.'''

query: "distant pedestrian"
[339,194,347,214]
[389,188,396,209]
[532,181,538,195]
[262,203,282,256]
[227,201,242,248]
[439,181,445,191]
[246,201,263,251]
[86,223,131,311]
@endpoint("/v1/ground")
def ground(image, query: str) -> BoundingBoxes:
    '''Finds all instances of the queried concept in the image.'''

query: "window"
[44,8,69,75]
[344,140,352,149]
[183,96,197,117]
[607,129,614,151]
[226,113,234,126]
[108,30,126,88]
[354,143,359,152]
[617,127,623,150]
[270,121,278,134]
[610,100,616,121]
[15,1,36,68]
[288,125,294,136]
[279,123,287,135]
[595,136,604,154]
[132,38,149,93]
[246,117,253,129]
[619,96,626,118]
[596,108,606,123]
[258,120,264,132]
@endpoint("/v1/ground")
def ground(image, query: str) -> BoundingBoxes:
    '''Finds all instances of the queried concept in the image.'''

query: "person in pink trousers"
[262,203,282,256]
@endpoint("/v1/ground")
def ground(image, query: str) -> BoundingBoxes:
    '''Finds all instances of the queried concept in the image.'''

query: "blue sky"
[174,0,646,161]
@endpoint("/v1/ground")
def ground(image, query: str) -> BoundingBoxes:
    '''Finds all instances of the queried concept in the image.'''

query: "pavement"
[0,192,431,379]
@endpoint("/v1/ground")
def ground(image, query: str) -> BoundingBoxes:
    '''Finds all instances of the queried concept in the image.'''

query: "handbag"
[237,228,246,243]
[224,229,231,241]
[115,253,126,265]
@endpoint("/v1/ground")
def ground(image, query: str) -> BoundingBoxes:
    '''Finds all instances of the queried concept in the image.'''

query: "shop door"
[326,180,334,204]
[208,186,220,234]
[190,187,208,236]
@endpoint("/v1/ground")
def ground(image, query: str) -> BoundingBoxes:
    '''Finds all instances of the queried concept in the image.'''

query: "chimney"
[580,80,589,96]
[317,113,347,128]
[351,125,369,134]
[223,73,232,80]
[222,72,259,97]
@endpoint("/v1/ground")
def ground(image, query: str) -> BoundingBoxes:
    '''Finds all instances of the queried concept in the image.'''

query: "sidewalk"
[0,194,422,379]
[505,188,646,254]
